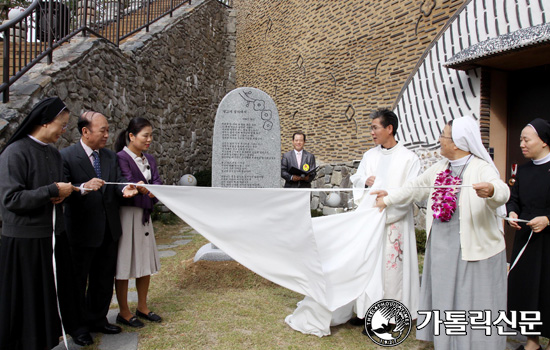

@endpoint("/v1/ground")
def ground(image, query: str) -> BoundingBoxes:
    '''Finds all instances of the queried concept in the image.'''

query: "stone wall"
[312,149,443,227]
[234,0,467,164]
[0,0,235,185]
[310,162,358,215]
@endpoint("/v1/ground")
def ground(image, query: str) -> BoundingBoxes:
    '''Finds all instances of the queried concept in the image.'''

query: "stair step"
[0,0,190,84]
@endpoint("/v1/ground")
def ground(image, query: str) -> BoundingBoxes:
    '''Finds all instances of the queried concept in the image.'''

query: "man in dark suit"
[61,111,137,339]
[281,132,317,188]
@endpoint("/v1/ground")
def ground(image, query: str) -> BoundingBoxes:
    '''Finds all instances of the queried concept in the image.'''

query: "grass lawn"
[104,218,435,350]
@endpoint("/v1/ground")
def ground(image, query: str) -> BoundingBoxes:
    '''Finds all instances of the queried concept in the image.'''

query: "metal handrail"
[216,0,231,7]
[0,0,230,103]
[0,0,86,102]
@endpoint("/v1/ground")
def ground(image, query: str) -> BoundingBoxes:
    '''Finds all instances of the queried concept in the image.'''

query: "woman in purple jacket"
[114,117,163,328]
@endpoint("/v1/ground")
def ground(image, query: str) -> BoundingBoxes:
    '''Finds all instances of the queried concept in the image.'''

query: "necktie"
[92,151,102,179]
[296,152,302,167]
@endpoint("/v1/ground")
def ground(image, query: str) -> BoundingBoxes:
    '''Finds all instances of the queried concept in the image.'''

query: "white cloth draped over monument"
[284,196,386,337]
[140,185,387,317]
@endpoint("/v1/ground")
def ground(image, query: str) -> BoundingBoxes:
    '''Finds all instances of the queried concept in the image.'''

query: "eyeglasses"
[51,119,68,131]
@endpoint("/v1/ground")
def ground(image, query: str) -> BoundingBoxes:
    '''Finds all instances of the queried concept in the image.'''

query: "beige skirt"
[116,206,160,279]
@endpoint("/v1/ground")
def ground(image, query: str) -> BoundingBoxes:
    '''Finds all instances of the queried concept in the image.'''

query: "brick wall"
[234,0,467,164]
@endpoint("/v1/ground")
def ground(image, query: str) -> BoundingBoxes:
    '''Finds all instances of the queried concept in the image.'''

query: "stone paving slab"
[99,332,139,350]
[159,250,177,258]
[179,228,199,235]
[127,291,138,303]
[52,338,84,350]
[170,233,196,239]
[173,239,192,246]
[157,244,178,250]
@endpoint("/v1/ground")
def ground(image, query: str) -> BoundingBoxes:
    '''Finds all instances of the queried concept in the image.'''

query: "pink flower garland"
[431,169,461,222]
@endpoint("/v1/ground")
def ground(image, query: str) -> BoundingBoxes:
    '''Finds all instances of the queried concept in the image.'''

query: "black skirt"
[508,225,550,338]
[0,235,71,350]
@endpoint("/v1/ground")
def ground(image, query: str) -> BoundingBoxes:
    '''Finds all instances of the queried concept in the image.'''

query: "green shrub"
[193,169,212,187]
[310,209,323,217]
[151,205,180,225]
[415,228,427,254]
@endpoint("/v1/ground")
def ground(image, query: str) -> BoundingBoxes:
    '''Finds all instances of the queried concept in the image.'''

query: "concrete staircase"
[0,0,190,84]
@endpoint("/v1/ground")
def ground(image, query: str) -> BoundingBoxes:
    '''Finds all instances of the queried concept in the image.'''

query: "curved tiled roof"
[445,22,550,69]
[393,0,549,150]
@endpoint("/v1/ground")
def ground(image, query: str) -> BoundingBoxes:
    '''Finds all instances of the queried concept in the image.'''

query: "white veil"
[451,115,507,223]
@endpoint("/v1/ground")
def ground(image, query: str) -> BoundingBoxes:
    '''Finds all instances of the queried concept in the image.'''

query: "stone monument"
[194,87,281,262]
[211,87,281,188]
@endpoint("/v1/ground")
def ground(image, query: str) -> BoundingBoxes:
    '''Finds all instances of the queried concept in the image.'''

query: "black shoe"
[116,314,145,328]
[362,327,376,337]
[136,309,162,323]
[349,317,364,326]
[91,323,122,334]
[72,332,93,346]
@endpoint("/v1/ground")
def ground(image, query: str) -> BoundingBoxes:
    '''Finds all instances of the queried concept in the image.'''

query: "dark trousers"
[70,227,118,328]
[55,233,87,337]
[284,180,312,188]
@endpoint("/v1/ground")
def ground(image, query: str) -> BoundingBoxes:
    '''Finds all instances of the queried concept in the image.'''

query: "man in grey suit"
[61,111,137,339]
[281,132,316,188]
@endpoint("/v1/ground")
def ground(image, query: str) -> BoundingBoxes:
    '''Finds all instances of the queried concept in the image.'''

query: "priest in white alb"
[284,108,421,337]
[349,108,421,327]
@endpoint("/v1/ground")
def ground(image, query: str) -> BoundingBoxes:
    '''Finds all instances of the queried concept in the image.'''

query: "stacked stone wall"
[310,162,358,215]
[234,0,467,164]
[314,148,442,224]
[0,0,235,185]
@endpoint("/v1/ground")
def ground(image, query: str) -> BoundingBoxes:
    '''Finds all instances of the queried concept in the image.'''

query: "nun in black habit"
[0,97,87,350]
[507,118,550,350]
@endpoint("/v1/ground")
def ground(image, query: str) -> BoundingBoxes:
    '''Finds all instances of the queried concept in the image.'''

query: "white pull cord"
[52,207,69,349]
[84,182,474,192]
[498,215,532,274]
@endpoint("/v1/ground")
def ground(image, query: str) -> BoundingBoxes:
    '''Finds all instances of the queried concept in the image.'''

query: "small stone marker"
[178,174,197,186]
[194,87,281,262]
